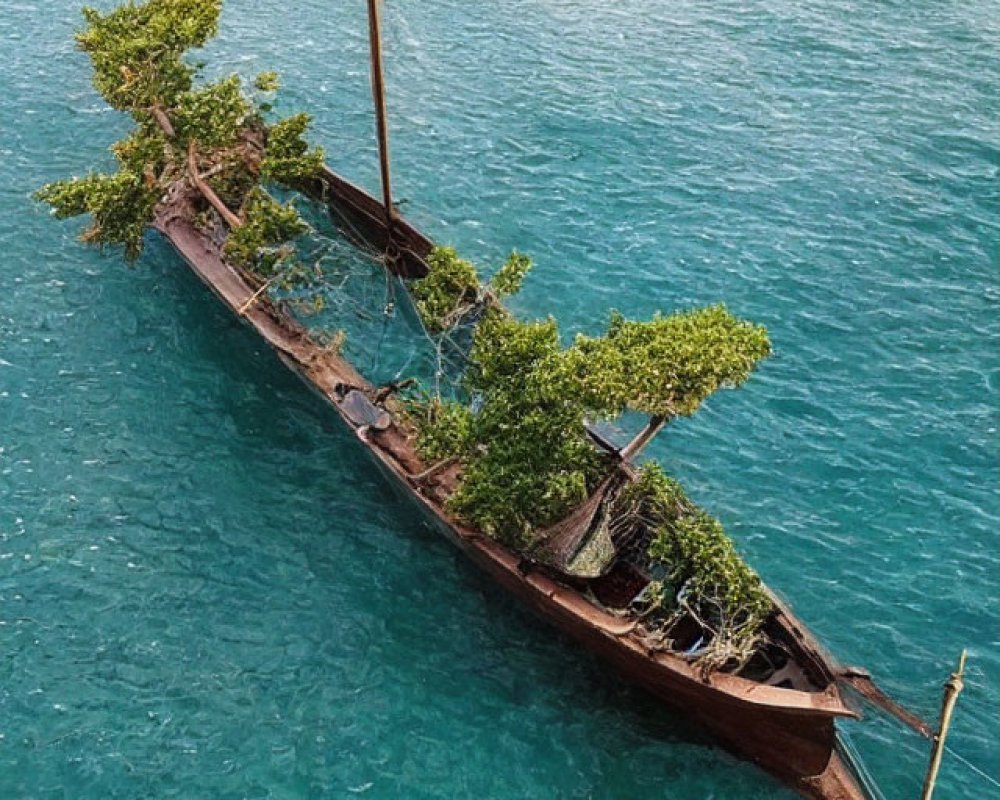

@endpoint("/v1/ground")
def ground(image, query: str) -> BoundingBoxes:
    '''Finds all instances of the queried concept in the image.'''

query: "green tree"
[36,0,322,267]
[413,296,770,545]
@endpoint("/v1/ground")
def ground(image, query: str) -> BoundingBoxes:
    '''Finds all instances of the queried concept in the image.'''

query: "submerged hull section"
[153,183,871,800]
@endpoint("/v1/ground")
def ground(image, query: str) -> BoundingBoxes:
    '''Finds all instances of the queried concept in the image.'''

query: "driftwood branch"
[407,456,457,483]
[237,276,276,316]
[144,103,241,230]
[187,142,242,229]
[374,378,416,404]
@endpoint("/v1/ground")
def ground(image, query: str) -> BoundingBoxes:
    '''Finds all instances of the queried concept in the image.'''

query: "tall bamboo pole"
[920,649,967,800]
[366,0,395,230]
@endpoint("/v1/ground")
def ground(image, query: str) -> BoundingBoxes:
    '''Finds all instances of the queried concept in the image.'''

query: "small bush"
[222,187,308,275]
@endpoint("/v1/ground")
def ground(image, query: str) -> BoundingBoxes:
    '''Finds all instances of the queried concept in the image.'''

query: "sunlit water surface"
[1,1,997,798]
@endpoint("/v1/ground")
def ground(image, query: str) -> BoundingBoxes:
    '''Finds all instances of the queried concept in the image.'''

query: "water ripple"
[1,1,997,798]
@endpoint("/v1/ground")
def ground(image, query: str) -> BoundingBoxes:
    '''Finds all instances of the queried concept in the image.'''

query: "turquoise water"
[2,0,997,797]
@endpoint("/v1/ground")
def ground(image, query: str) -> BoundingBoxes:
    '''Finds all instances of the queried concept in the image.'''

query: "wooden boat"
[152,165,930,800]
[40,0,971,796]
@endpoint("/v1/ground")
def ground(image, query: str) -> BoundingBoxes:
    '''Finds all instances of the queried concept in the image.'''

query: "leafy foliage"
[612,464,774,672]
[490,251,532,297]
[260,113,325,186]
[410,247,533,334]
[622,464,771,626]
[37,0,325,268]
[410,246,482,334]
[222,187,308,275]
[36,169,161,262]
[77,0,221,112]
[442,312,605,544]
[567,307,772,418]
[110,126,170,175]
[253,71,280,92]
[172,75,253,149]
[415,296,770,547]
[405,394,475,463]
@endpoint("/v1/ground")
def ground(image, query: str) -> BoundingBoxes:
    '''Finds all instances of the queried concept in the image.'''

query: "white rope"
[835,731,888,800]
[944,744,1000,790]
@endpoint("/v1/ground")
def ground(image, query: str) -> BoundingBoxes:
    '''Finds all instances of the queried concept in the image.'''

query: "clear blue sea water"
[1,1,997,797]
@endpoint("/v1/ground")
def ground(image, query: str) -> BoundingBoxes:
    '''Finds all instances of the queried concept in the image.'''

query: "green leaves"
[260,113,325,186]
[411,255,770,556]
[110,127,169,176]
[406,394,474,463]
[490,251,532,297]
[36,174,101,219]
[622,463,772,641]
[410,247,533,334]
[560,305,772,420]
[173,76,253,149]
[253,71,280,92]
[410,246,482,334]
[222,187,309,275]
[586,305,772,418]
[39,0,324,271]
[446,421,600,546]
[465,311,559,393]
[36,169,160,262]
[77,0,222,112]
[433,311,603,544]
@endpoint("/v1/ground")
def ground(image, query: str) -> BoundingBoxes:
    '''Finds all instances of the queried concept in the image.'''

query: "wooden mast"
[920,650,967,800]
[366,0,395,231]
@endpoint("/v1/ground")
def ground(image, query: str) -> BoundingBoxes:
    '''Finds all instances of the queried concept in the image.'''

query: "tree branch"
[187,142,242,229]
[149,104,175,139]
[619,415,666,462]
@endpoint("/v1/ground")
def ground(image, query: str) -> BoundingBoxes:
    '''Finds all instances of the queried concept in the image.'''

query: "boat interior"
[298,178,837,697]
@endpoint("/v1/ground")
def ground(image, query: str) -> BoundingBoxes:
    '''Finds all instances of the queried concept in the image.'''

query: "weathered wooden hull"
[152,180,872,800]
[370,452,869,800]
